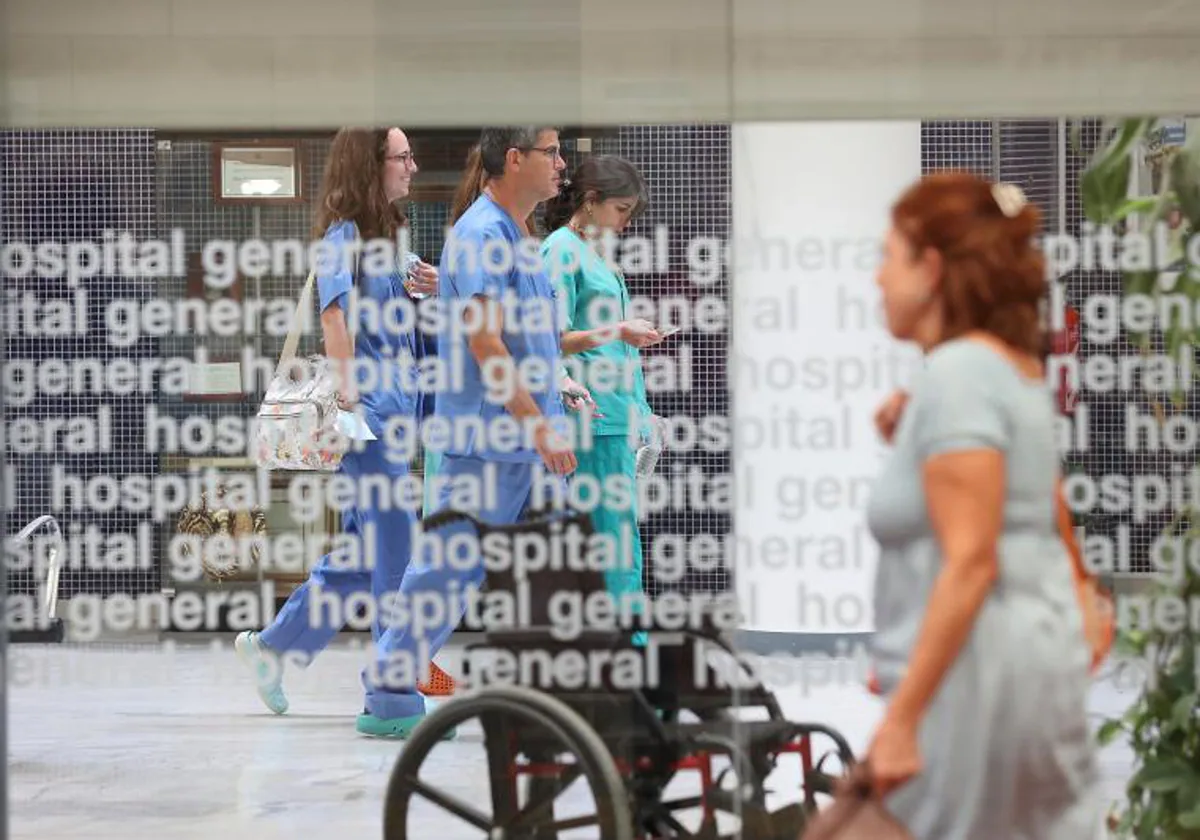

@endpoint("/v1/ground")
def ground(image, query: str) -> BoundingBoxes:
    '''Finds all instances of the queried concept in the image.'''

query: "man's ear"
[505,147,523,172]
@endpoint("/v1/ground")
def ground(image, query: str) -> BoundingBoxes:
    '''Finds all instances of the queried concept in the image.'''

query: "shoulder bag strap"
[273,270,315,375]
[272,225,365,376]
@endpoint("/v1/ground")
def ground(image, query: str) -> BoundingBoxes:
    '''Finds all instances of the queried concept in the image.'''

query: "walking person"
[540,155,664,645]
[235,126,434,716]
[357,125,575,738]
[863,172,1103,838]
[421,141,585,518]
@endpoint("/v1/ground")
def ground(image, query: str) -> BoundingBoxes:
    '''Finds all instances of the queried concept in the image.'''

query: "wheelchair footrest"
[9,618,65,644]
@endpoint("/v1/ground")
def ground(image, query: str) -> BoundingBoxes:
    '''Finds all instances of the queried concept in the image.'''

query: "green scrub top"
[542,226,653,438]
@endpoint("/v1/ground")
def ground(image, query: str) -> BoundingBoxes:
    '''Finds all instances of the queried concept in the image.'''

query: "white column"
[730,121,923,636]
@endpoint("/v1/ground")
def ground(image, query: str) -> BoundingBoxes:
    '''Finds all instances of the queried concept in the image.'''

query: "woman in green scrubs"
[541,155,664,645]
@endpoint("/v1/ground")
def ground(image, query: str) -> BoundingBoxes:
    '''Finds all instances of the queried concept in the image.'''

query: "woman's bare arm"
[884,447,1004,728]
[321,302,356,407]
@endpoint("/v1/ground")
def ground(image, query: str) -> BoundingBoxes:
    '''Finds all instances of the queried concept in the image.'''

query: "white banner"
[730,121,923,634]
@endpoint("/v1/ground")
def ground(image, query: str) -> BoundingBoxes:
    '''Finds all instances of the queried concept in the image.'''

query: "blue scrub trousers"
[259,438,417,660]
[362,454,566,719]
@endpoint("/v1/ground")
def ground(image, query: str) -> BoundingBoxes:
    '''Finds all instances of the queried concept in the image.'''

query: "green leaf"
[1133,757,1195,792]
[1171,694,1196,729]
[1125,270,1158,298]
[1112,196,1163,222]
[1099,167,1132,224]
[1172,144,1200,230]
[1173,646,1198,694]
[1082,120,1141,225]
[1097,717,1126,746]
[1139,796,1167,836]
[1183,776,1200,808]
[1180,804,1200,830]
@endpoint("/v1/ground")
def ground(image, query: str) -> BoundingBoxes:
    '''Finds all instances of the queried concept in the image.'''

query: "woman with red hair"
[862,172,1103,837]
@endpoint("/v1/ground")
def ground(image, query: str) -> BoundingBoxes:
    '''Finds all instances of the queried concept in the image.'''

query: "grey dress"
[865,338,1104,839]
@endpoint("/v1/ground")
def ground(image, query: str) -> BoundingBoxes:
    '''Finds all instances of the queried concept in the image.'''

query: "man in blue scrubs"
[357,126,574,737]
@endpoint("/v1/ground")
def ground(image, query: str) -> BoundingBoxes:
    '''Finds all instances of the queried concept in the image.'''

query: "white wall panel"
[730,121,923,634]
[3,0,1200,127]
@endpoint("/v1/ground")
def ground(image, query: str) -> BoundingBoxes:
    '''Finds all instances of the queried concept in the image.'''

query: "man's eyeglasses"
[523,145,563,160]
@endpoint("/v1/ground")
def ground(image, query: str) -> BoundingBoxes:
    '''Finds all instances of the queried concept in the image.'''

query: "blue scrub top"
[315,218,419,437]
[433,193,565,463]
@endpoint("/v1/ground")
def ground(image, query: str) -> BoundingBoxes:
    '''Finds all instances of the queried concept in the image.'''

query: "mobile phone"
[658,325,682,338]
[562,389,604,418]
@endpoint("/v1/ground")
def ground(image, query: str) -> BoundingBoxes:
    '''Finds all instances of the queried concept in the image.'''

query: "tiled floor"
[8,636,1137,839]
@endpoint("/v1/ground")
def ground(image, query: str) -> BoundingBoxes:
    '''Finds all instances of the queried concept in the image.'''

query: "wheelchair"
[382,507,857,840]
[7,515,67,644]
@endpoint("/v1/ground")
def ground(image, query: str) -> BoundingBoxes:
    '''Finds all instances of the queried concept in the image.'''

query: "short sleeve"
[909,344,1011,459]
[445,225,513,301]
[315,219,357,314]
[541,235,582,332]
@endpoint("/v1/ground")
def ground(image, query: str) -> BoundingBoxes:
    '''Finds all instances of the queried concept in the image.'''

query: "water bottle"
[402,252,428,299]
[635,415,667,478]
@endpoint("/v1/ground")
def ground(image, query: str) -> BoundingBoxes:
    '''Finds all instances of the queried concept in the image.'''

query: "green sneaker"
[355,711,456,740]
[234,631,288,715]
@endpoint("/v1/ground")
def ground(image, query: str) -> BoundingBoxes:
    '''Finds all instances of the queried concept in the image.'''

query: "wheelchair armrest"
[665,627,786,722]
[785,723,856,765]
[473,627,634,650]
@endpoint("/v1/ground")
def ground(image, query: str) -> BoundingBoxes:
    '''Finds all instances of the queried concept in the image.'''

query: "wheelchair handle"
[419,507,593,533]
[419,508,487,532]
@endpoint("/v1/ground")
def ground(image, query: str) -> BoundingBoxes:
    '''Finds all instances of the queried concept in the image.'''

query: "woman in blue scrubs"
[235,126,433,716]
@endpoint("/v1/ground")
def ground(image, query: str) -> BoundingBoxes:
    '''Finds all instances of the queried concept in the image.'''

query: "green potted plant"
[1075,116,1200,838]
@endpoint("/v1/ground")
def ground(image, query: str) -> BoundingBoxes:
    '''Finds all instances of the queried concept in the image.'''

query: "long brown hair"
[448,142,536,231]
[312,127,407,242]
[891,171,1046,355]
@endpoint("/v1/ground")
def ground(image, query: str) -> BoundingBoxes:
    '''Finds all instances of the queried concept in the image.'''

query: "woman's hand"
[560,376,596,413]
[336,388,359,411]
[865,712,922,798]
[874,389,910,443]
[404,260,439,297]
[619,319,662,348]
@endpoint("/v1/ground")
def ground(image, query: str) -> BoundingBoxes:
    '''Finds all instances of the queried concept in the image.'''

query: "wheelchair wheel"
[383,685,634,840]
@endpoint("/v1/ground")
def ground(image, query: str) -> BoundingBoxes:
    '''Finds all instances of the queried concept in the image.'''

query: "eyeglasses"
[523,145,563,160]
[385,151,415,166]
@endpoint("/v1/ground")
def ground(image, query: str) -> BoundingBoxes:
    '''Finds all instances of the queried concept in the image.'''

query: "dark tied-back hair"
[543,155,649,233]
[450,144,486,224]
[891,170,1046,356]
[312,127,407,242]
